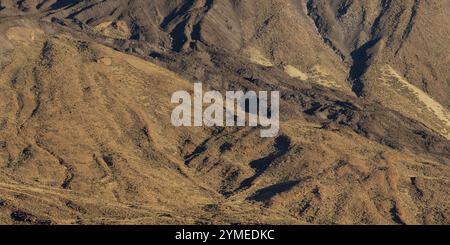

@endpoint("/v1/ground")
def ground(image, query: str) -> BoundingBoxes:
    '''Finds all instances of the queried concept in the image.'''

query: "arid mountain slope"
[307,0,450,105]
[0,0,449,224]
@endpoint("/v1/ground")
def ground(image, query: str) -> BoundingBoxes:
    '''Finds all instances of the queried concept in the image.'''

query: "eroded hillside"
[0,0,449,224]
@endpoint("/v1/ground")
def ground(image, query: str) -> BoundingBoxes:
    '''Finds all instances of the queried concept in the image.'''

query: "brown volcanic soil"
[0,0,449,224]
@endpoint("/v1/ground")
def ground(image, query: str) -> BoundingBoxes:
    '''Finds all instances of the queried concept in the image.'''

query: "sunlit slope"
[0,24,216,224]
[0,19,449,224]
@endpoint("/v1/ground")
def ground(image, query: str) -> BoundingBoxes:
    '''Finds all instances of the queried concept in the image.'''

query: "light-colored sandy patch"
[243,47,273,67]
[6,26,44,43]
[308,65,340,88]
[284,64,344,89]
[284,65,308,80]
[95,21,113,30]
[381,65,450,139]
[94,21,130,39]
[115,21,129,34]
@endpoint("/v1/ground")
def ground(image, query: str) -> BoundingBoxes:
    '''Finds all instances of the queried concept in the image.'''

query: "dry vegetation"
[0,0,449,224]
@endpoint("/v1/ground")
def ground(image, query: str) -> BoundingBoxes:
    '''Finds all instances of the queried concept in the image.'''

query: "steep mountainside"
[0,0,449,224]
